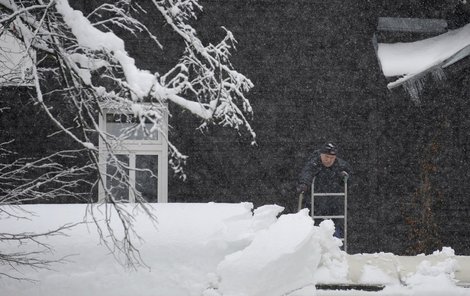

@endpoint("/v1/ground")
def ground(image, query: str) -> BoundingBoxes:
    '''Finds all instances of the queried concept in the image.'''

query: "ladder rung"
[313,215,345,219]
[310,177,348,252]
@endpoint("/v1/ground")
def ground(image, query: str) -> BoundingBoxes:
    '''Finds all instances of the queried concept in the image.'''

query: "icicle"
[402,67,447,104]
[431,67,446,83]
[403,77,425,104]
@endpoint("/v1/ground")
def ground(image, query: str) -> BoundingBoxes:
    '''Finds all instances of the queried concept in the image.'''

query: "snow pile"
[0,203,339,296]
[1,203,469,296]
[214,209,321,296]
[310,220,348,284]
[399,248,465,296]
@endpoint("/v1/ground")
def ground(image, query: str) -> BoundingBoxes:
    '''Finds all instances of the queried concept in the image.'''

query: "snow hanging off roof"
[377,23,470,89]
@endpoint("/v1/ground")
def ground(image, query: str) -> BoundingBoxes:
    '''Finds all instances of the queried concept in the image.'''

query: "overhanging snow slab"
[376,23,470,90]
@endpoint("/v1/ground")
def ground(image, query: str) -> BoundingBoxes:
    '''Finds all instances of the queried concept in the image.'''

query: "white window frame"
[98,105,168,203]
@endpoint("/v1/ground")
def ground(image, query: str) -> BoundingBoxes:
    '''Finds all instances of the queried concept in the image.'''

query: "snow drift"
[0,203,469,296]
[0,203,339,296]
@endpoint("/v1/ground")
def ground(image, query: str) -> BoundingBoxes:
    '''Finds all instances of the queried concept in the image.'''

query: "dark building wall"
[163,0,470,255]
[0,87,96,203]
[167,0,387,253]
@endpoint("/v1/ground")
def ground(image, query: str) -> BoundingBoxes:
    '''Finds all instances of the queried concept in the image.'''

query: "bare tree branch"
[0,0,254,275]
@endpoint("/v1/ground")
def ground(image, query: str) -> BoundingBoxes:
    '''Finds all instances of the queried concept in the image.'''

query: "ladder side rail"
[311,176,315,221]
[344,177,348,253]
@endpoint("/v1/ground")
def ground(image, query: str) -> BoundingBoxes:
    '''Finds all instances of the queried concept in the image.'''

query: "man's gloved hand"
[339,171,349,180]
[296,183,308,194]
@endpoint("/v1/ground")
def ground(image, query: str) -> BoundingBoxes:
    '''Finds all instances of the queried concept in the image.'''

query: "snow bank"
[0,203,257,296]
[345,248,470,296]
[1,203,468,296]
[393,248,469,296]
[0,203,339,296]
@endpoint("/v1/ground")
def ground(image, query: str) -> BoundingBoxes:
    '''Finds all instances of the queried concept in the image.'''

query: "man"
[297,142,352,237]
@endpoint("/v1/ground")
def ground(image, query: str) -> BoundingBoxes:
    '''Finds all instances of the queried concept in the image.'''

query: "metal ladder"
[299,176,348,252]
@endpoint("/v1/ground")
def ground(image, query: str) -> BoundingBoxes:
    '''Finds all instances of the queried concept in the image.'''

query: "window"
[98,105,168,203]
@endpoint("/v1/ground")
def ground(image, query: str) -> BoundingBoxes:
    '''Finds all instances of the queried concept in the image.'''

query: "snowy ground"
[0,203,469,296]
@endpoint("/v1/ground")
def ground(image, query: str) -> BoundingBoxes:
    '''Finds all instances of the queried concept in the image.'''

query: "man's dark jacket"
[298,150,352,215]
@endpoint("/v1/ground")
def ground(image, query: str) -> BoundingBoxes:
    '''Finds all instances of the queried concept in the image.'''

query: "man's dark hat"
[320,142,337,155]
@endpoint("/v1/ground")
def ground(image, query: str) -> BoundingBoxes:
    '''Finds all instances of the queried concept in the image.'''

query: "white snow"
[0,203,469,296]
[0,29,33,85]
[216,209,321,296]
[377,23,470,77]
[55,0,155,100]
[53,0,219,121]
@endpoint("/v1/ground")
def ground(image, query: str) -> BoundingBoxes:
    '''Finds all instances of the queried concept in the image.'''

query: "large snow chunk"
[216,209,321,296]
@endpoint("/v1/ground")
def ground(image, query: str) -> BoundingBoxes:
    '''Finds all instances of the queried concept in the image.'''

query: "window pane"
[106,113,158,140]
[106,154,129,201]
[136,155,158,202]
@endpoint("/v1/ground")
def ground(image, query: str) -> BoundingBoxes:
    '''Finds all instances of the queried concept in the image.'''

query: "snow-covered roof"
[377,23,470,90]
